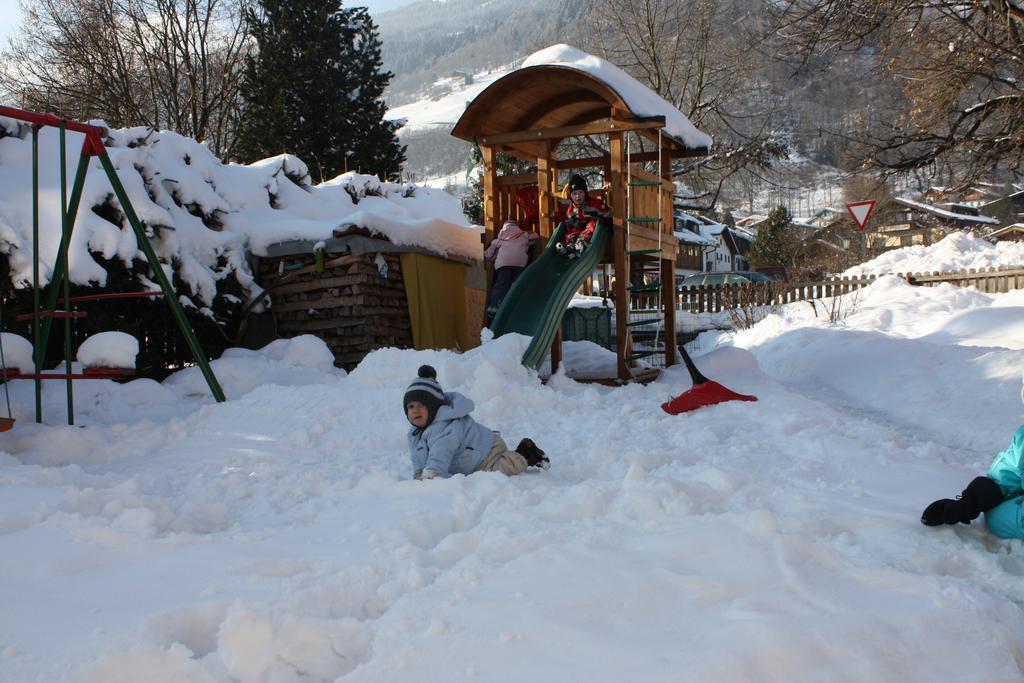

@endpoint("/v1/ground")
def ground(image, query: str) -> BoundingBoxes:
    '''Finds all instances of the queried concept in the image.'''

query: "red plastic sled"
[661,347,757,415]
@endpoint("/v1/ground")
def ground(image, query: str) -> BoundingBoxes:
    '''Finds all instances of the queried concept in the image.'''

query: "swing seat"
[661,380,757,415]
[0,417,15,432]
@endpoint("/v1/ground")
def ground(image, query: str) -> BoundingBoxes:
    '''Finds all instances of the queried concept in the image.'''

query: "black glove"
[921,476,1004,526]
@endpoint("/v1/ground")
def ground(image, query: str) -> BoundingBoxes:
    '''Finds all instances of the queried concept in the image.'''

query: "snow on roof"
[0,122,481,309]
[734,214,768,228]
[674,229,718,246]
[674,211,723,245]
[521,45,712,151]
[894,196,1000,224]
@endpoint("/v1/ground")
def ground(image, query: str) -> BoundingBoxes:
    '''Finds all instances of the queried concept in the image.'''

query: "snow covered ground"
[4,243,1024,681]
[844,231,1024,277]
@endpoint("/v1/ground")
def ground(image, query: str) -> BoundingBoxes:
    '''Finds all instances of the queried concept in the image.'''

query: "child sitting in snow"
[404,365,549,479]
[921,379,1024,538]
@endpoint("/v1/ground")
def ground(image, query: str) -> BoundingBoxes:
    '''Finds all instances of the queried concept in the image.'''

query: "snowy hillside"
[4,227,1024,681]
[386,67,513,135]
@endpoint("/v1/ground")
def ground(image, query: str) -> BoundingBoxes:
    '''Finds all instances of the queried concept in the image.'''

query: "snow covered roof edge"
[521,45,712,151]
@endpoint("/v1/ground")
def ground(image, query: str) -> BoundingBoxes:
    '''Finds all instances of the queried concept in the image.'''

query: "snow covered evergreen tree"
[234,0,405,182]
[748,206,799,269]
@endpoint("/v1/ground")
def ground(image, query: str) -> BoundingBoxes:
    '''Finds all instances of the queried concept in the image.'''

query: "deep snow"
[3,244,1024,681]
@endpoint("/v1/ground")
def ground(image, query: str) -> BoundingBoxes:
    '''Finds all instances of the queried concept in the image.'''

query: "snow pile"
[844,231,1024,277]
[7,239,1024,681]
[522,44,713,150]
[76,332,139,369]
[0,121,481,316]
[0,332,33,372]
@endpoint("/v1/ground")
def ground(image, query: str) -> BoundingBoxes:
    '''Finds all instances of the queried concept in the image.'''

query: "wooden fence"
[661,266,1024,313]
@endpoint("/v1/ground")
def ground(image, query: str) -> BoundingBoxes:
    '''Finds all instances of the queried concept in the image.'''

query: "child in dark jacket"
[404,365,549,479]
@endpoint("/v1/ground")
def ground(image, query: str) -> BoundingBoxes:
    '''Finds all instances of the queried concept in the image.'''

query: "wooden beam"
[482,145,499,242]
[537,141,556,239]
[557,146,709,169]
[479,117,666,146]
[496,172,537,187]
[609,132,629,381]
[496,142,544,162]
[550,328,562,375]
[660,143,677,367]
[558,155,610,170]
[661,256,677,368]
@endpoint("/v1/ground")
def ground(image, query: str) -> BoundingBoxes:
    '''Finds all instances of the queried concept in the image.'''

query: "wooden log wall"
[258,252,412,370]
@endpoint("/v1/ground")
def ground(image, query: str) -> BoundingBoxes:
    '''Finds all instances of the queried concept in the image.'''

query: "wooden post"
[550,328,562,374]
[482,145,500,242]
[537,141,556,240]
[659,139,676,367]
[482,145,500,291]
[609,132,629,380]
[662,257,676,366]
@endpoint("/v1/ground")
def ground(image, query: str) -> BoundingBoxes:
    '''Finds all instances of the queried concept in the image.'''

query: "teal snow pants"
[985,496,1024,539]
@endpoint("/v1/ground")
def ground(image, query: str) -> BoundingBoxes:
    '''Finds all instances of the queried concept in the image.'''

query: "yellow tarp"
[401,253,473,351]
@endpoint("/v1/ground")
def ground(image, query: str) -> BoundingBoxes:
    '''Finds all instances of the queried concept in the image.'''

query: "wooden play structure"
[452,52,709,381]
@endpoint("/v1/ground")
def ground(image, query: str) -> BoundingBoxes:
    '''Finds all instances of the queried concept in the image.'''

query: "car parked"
[677,271,774,289]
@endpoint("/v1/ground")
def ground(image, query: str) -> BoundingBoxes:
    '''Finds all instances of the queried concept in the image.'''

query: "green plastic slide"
[490,218,612,369]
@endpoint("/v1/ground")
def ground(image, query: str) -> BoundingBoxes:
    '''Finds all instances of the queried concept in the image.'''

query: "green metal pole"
[59,124,73,425]
[31,127,41,423]
[95,152,225,403]
[35,154,91,372]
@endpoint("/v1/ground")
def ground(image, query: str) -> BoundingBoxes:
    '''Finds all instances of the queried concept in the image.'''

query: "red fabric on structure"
[515,186,539,231]
[661,381,757,414]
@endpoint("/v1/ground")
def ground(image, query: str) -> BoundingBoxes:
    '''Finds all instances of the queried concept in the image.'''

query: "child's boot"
[515,438,550,470]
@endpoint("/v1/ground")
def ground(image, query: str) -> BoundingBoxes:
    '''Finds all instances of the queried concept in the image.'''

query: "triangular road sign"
[846,200,876,231]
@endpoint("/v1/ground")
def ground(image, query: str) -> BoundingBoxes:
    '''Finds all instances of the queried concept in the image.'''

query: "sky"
[0,0,19,48]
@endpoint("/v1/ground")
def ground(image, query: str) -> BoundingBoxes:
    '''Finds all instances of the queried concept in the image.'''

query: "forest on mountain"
[1,0,1017,218]
[380,0,1024,216]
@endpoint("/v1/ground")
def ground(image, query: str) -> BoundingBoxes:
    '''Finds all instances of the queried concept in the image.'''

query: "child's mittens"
[921,498,964,526]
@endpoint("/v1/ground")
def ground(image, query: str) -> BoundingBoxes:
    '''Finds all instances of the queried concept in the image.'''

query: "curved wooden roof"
[452,65,691,155]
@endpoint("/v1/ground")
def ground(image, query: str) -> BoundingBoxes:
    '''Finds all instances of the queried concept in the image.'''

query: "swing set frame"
[0,106,225,427]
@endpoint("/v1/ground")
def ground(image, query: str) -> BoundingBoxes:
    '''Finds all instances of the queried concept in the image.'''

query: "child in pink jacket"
[484,219,538,323]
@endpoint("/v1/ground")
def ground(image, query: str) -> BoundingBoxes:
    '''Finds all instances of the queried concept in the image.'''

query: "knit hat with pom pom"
[404,365,446,427]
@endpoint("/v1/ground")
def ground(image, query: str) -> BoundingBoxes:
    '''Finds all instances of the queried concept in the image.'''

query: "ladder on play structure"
[0,106,225,426]
[622,129,667,373]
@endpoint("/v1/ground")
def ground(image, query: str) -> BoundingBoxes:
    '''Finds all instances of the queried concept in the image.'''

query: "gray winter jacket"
[407,392,495,477]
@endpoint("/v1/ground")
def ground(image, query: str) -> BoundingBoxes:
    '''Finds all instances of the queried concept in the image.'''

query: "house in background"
[981,190,1024,227]
[986,223,1024,242]
[864,196,999,253]
[674,210,749,275]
